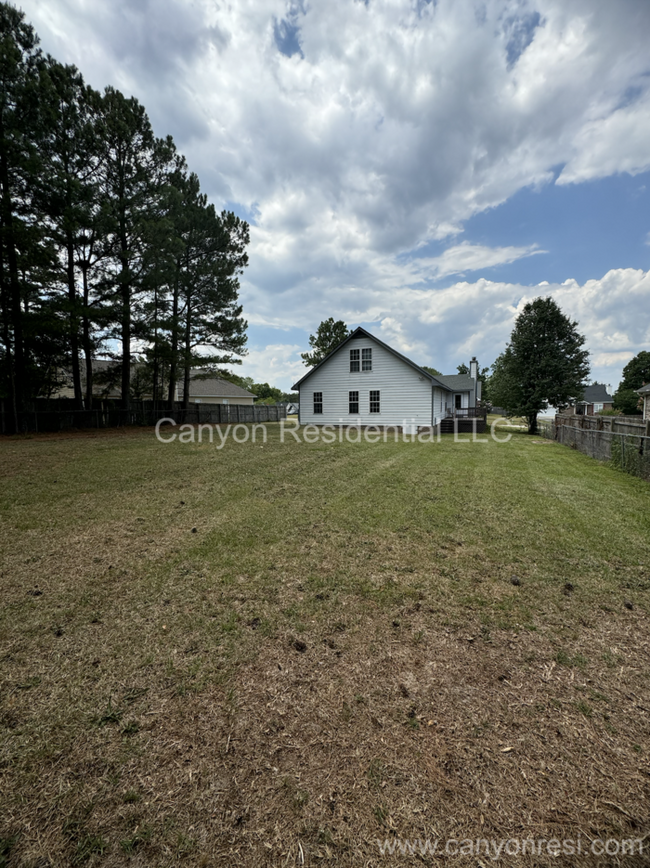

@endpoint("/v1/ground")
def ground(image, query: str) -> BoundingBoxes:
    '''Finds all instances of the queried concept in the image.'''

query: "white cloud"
[21,0,650,237]
[237,268,650,392]
[418,242,544,280]
[238,342,305,388]
[17,0,650,393]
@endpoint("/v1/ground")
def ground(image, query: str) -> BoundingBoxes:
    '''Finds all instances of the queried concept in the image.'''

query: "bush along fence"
[540,414,650,482]
[0,399,286,435]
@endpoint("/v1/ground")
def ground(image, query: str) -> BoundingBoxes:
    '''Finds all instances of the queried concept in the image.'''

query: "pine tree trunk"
[183,300,191,412]
[167,267,180,410]
[81,264,94,410]
[0,140,25,414]
[0,233,18,433]
[66,235,83,410]
[119,205,130,414]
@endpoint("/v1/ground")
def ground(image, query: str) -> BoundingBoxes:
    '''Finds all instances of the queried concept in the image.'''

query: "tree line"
[0,4,249,431]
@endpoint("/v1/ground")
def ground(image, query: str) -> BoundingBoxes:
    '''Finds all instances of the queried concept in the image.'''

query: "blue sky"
[417,170,650,287]
[18,0,650,391]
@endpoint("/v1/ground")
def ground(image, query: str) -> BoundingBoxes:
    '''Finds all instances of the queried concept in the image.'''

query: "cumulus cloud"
[239,342,305,388]
[242,268,650,392]
[19,0,650,391]
[23,0,650,228]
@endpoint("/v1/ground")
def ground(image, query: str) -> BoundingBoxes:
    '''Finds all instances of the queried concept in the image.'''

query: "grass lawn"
[1,423,649,866]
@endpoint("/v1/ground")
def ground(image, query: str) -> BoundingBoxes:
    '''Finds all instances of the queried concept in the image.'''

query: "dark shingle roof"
[636,383,650,395]
[580,383,613,403]
[179,374,255,399]
[435,374,475,391]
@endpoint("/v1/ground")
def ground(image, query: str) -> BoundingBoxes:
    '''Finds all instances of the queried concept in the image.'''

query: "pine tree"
[39,60,105,410]
[96,87,177,413]
[301,318,350,367]
[0,4,44,427]
[163,170,248,409]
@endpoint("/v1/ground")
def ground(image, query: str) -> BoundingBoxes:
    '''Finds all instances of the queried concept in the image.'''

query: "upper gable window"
[349,349,360,372]
[362,348,372,371]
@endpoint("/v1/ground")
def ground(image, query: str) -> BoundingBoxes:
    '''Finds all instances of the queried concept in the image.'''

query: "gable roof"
[178,373,255,399]
[435,374,475,392]
[579,383,613,403]
[292,326,445,391]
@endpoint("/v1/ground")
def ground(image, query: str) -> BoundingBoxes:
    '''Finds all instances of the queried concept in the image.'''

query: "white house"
[292,327,482,431]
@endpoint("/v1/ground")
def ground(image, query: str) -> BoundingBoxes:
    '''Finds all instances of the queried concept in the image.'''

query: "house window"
[350,349,360,372]
[455,394,462,409]
[593,403,603,413]
[369,390,380,413]
[362,348,372,371]
[349,391,359,414]
[313,392,323,414]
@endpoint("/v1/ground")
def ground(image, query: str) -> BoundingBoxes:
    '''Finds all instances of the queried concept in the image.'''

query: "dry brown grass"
[1,424,649,866]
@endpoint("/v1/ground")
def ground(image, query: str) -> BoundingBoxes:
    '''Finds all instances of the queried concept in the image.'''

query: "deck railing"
[444,407,488,419]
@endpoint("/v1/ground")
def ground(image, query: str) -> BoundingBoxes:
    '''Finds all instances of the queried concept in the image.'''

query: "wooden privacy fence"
[0,399,286,435]
[540,414,650,482]
[555,413,650,437]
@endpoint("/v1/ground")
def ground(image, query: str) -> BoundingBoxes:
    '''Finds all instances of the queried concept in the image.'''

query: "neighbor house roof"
[579,383,613,403]
[435,374,475,392]
[636,383,650,396]
[178,373,255,399]
[292,326,445,391]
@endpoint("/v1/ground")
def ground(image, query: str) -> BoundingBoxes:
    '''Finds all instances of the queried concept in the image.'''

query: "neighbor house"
[636,383,650,421]
[292,326,483,431]
[566,383,614,416]
[176,372,255,405]
[54,361,255,406]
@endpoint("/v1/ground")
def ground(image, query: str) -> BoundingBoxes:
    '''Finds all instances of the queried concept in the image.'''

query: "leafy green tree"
[489,297,589,434]
[301,318,349,367]
[421,365,442,376]
[249,382,284,404]
[613,351,650,415]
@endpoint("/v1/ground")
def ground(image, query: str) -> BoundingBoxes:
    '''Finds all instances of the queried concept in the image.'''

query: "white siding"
[299,335,433,427]
[432,388,445,425]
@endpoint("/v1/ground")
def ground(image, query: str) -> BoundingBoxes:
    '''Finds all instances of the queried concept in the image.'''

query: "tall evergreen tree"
[0,3,44,428]
[164,170,248,409]
[0,3,250,425]
[96,87,177,413]
[39,59,104,410]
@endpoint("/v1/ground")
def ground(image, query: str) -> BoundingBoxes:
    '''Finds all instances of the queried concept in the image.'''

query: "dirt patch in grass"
[1,426,649,866]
